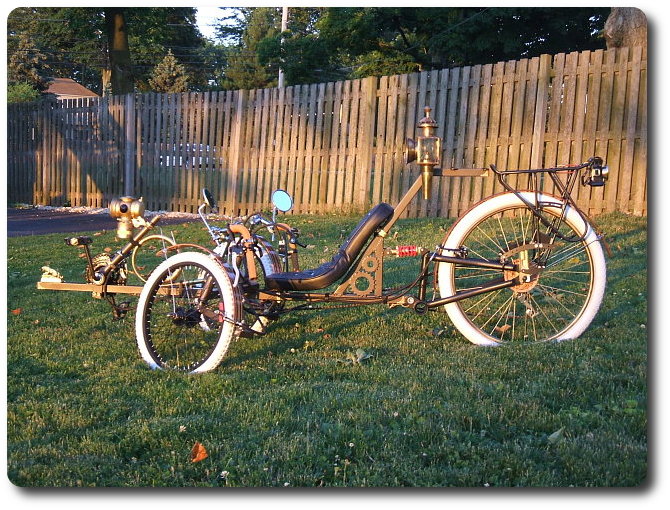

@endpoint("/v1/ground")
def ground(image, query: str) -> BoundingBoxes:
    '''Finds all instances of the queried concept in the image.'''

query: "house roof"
[44,78,99,99]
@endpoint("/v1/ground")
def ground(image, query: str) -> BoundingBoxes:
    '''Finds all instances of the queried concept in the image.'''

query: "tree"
[604,8,647,48]
[316,7,609,76]
[8,29,49,90]
[149,49,189,92]
[257,7,344,85]
[105,8,133,94]
[7,7,205,94]
[7,82,42,103]
[218,7,280,89]
[222,7,609,87]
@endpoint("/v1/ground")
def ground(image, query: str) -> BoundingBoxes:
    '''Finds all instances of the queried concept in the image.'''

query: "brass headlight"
[109,196,145,238]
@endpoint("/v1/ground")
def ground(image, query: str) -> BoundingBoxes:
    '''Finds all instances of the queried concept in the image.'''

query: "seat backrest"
[337,202,394,263]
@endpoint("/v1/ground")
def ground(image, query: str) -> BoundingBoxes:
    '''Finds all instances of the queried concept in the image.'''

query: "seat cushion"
[265,202,394,291]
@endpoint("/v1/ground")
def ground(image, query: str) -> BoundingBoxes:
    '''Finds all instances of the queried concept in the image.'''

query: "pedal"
[65,236,93,247]
[239,316,270,338]
[112,301,131,320]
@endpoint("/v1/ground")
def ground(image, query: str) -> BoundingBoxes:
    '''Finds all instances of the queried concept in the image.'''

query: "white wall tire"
[437,192,606,346]
[135,251,242,373]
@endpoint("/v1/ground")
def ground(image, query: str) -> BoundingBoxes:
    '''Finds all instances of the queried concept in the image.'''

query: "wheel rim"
[131,235,175,283]
[447,205,596,344]
[143,261,226,371]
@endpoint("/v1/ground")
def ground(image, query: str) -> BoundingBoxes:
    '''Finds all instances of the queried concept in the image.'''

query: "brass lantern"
[405,106,442,200]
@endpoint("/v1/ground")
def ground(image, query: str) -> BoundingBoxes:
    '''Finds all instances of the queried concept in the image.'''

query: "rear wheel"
[135,252,242,373]
[437,192,606,345]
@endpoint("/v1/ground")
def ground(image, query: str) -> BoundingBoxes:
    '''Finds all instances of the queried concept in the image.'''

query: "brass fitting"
[109,196,145,239]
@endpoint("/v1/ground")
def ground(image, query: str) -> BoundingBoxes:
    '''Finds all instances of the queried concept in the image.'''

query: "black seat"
[265,203,394,291]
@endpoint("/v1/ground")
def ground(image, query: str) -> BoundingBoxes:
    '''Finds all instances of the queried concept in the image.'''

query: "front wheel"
[135,252,242,373]
[437,192,606,346]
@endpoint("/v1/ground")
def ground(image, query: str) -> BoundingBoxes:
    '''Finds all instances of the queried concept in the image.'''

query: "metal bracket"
[333,236,385,297]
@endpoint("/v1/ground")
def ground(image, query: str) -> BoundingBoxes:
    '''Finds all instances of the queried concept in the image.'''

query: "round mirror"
[202,188,217,209]
[271,189,293,213]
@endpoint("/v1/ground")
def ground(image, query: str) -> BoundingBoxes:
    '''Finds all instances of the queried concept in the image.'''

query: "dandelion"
[348,442,355,448]
[220,470,229,480]
[284,482,290,487]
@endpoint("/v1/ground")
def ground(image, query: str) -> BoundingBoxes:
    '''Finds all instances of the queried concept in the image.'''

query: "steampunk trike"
[38,108,609,373]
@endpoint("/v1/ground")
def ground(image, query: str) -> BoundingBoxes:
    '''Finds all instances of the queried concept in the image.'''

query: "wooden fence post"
[356,75,377,209]
[37,101,49,204]
[123,93,136,196]
[226,89,248,214]
[531,54,552,170]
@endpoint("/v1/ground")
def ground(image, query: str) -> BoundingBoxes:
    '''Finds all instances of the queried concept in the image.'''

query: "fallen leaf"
[104,247,112,253]
[495,324,511,334]
[190,441,208,463]
[11,308,22,315]
[547,427,565,445]
[355,348,373,363]
[339,349,373,365]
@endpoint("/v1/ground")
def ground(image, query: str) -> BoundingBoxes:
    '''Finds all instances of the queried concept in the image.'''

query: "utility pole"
[277,6,288,88]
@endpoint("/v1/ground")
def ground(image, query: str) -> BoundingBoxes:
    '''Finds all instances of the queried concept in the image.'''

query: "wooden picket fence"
[7,45,647,217]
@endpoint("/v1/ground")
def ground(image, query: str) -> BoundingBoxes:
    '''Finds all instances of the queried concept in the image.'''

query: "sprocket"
[84,253,128,288]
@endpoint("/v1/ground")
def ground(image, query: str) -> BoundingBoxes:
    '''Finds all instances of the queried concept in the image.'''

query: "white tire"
[437,192,606,345]
[135,251,242,373]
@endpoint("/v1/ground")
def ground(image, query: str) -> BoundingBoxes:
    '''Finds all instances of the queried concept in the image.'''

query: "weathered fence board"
[7,46,647,217]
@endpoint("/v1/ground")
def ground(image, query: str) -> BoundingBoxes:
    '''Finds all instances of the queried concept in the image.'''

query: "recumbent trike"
[38,108,609,373]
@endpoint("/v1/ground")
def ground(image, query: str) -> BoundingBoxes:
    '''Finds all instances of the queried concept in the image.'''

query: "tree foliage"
[7,82,42,103]
[228,6,609,86]
[7,7,205,94]
[219,7,281,90]
[7,6,612,93]
[148,49,189,93]
[315,7,609,79]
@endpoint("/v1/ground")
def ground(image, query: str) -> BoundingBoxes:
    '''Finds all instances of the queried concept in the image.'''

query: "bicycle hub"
[109,196,145,239]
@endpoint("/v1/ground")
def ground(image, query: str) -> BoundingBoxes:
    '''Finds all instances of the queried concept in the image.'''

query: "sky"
[195,6,229,41]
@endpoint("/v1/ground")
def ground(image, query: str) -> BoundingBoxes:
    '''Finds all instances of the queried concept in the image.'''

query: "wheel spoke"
[144,262,224,371]
[441,199,602,345]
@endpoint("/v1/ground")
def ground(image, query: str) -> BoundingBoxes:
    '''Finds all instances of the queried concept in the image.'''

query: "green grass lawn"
[6,211,647,487]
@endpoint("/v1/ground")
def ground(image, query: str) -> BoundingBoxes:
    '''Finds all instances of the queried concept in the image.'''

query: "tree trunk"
[105,8,134,95]
[604,8,647,49]
[101,68,111,96]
